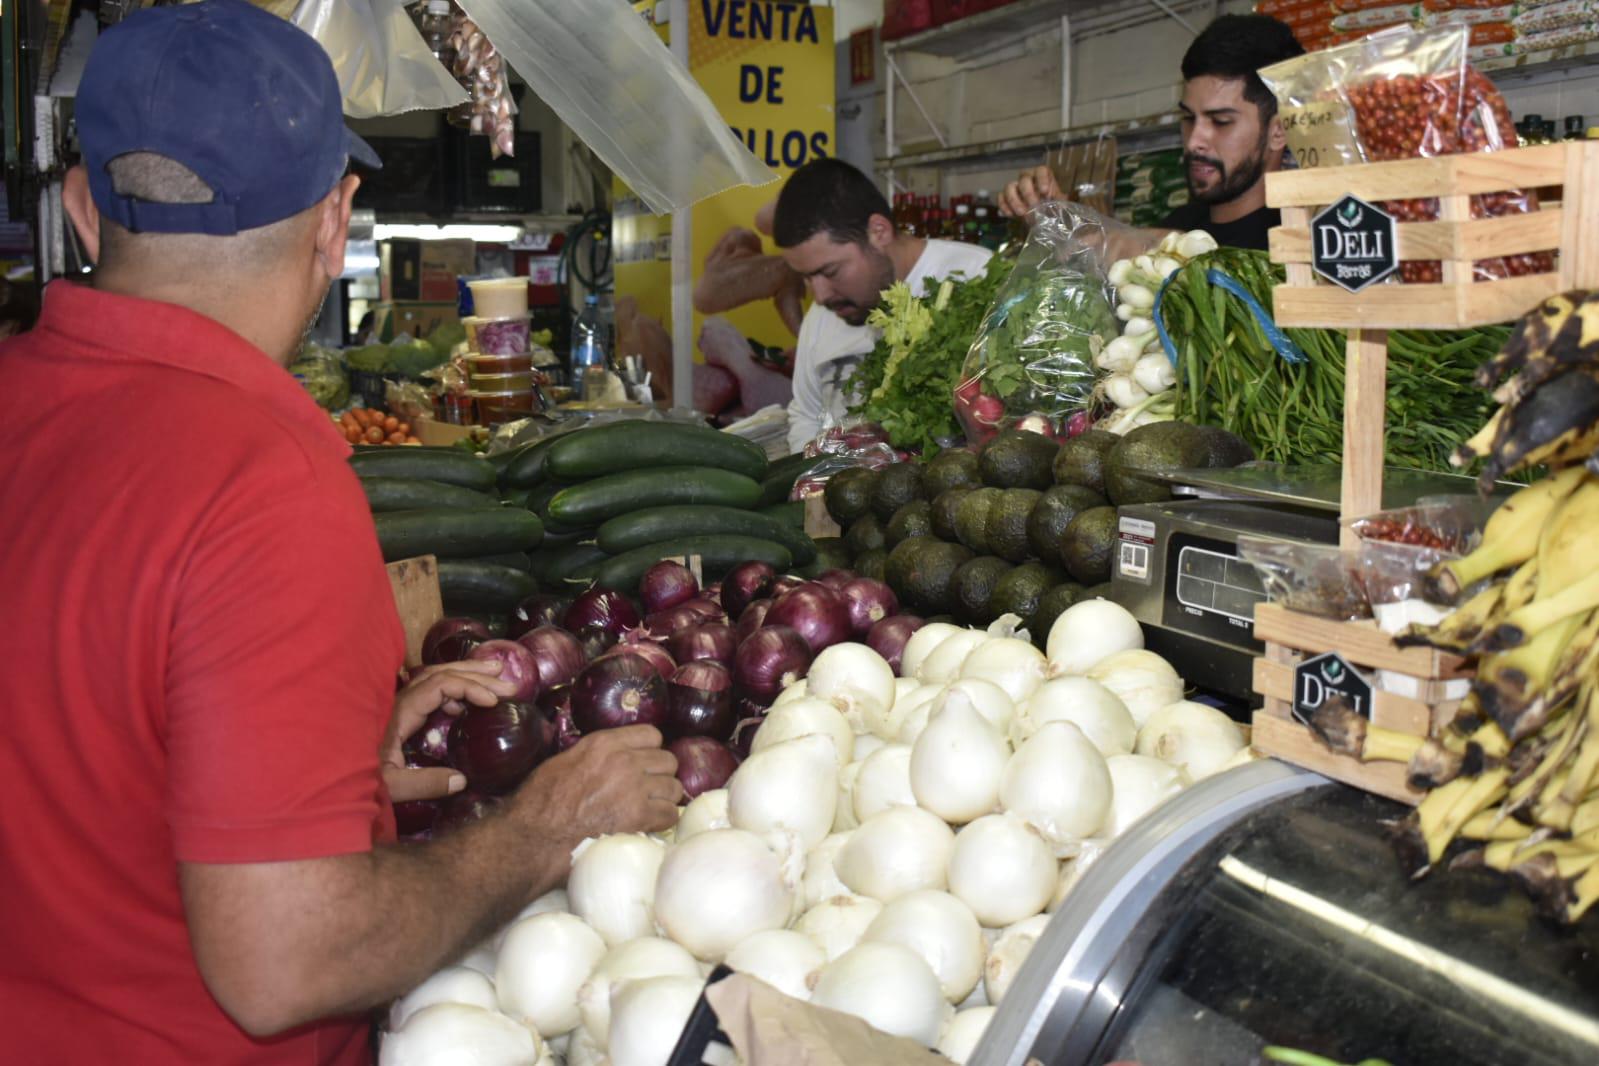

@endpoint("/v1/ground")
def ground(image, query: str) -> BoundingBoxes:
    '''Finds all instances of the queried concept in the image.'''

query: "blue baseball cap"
[76,0,381,236]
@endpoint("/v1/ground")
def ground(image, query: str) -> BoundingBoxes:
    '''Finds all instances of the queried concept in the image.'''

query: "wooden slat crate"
[386,555,443,668]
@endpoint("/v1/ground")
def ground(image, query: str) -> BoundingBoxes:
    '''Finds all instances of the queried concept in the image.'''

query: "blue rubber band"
[1155,267,1307,371]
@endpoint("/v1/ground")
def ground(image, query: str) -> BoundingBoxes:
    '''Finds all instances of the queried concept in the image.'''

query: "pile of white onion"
[380,599,1250,1066]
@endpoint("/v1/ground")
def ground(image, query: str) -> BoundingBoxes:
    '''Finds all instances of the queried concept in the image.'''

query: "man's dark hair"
[1180,15,1304,122]
[773,158,893,249]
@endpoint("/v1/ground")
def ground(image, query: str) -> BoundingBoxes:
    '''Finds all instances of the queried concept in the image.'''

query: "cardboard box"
[381,238,476,303]
[414,418,480,447]
[372,301,458,343]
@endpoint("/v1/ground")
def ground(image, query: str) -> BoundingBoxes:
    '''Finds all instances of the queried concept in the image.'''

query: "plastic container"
[465,351,534,374]
[467,277,530,319]
[475,390,536,423]
[436,392,476,426]
[470,371,535,391]
[571,295,608,399]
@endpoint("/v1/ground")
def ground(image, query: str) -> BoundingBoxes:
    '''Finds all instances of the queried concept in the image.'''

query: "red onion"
[640,560,700,614]
[508,593,571,640]
[645,603,714,637]
[732,624,813,705]
[667,660,735,740]
[571,654,669,734]
[602,637,676,680]
[770,575,805,598]
[730,715,766,759]
[393,799,440,840]
[667,623,738,666]
[840,578,900,638]
[537,685,582,752]
[701,582,722,602]
[516,626,585,690]
[816,569,858,591]
[422,617,491,665]
[766,584,852,653]
[721,561,777,618]
[435,790,498,834]
[564,589,641,639]
[576,625,617,662]
[679,598,727,623]
[468,639,542,703]
[736,599,773,642]
[403,708,456,763]
[447,700,557,795]
[867,614,925,674]
[668,736,741,799]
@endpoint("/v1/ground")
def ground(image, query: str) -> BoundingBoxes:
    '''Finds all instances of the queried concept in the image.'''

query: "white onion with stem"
[910,690,1009,825]
[1105,754,1185,837]
[1103,372,1149,410]
[810,942,950,1046]
[801,832,855,911]
[771,679,810,706]
[1176,229,1219,258]
[674,788,730,842]
[834,762,862,832]
[947,814,1058,928]
[984,914,1051,1005]
[390,966,498,1031]
[806,642,896,726]
[919,629,990,684]
[1096,333,1145,374]
[1123,314,1156,338]
[567,834,665,947]
[575,937,701,1048]
[653,828,796,961]
[1132,351,1176,395]
[938,1007,998,1065]
[1014,677,1136,757]
[1135,700,1246,782]
[1046,599,1144,676]
[1118,282,1155,310]
[901,623,963,680]
[606,975,704,1066]
[380,1003,541,1066]
[750,697,854,768]
[852,743,916,823]
[863,889,985,1003]
[724,929,826,1001]
[1087,650,1185,727]
[1000,721,1113,854]
[837,806,955,903]
[495,912,606,1038]
[941,677,1016,736]
[728,733,839,848]
[796,893,883,962]
[1107,258,1134,286]
[958,637,1048,706]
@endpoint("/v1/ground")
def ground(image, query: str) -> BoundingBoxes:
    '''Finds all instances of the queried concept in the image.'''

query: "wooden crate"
[386,555,443,668]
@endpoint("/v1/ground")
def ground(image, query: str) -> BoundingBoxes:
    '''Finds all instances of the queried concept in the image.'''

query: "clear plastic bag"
[953,202,1122,445]
[1237,537,1372,621]
[287,343,350,410]
[791,418,903,499]
[290,0,467,118]
[1344,494,1494,555]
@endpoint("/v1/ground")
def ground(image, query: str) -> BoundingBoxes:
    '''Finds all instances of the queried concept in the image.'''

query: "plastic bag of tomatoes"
[1261,25,1555,284]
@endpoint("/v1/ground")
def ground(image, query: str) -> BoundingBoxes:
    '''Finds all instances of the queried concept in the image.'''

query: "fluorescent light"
[373,223,523,242]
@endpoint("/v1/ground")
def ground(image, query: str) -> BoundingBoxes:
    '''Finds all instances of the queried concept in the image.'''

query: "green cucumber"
[759,501,806,530]
[548,467,761,526]
[527,480,590,536]
[373,507,543,562]
[500,435,564,489]
[756,453,819,507]
[591,536,793,593]
[360,477,498,513]
[475,552,532,572]
[596,505,816,564]
[546,420,768,481]
[438,560,537,613]
[529,542,609,585]
[350,449,497,492]
[500,487,534,509]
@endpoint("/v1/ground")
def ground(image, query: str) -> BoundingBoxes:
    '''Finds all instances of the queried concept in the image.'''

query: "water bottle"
[571,295,608,399]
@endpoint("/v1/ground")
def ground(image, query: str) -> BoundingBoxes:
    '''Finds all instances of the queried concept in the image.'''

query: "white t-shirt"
[786,238,993,452]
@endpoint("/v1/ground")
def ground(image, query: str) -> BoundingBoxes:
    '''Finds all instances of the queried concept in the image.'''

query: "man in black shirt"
[999,15,1304,252]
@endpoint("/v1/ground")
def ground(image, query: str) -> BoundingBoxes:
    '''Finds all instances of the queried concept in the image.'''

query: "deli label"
[1292,651,1373,727]
[1311,195,1398,293]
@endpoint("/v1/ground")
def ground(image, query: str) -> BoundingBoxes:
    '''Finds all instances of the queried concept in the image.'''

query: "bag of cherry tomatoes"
[1260,26,1555,283]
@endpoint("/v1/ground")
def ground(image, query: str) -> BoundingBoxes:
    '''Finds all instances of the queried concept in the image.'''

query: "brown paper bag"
[705,974,955,1066]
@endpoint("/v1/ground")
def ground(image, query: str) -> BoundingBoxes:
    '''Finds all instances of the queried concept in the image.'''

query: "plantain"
[1302,698,1424,764]
[1566,860,1599,922]
[1473,290,1590,393]
[1396,578,1507,652]
[1483,477,1599,647]
[1466,364,1599,488]
[1424,767,1511,865]
[1538,683,1599,831]
[1423,465,1587,603]
[1473,611,1588,741]
[1461,808,1535,841]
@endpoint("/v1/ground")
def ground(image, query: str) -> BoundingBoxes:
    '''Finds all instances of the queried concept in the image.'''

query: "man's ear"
[1267,114,1289,155]
[313,174,361,280]
[62,165,102,264]
[866,212,895,252]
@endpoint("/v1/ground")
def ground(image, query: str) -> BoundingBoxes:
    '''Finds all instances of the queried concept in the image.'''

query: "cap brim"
[347,128,382,170]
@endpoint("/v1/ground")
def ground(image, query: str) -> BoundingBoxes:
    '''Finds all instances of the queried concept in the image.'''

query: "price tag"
[1279,101,1364,171]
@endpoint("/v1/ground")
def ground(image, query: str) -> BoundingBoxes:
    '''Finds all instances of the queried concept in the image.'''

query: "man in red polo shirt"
[0,3,681,1062]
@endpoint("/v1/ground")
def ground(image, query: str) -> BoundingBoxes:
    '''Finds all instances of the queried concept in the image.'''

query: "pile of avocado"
[819,421,1253,648]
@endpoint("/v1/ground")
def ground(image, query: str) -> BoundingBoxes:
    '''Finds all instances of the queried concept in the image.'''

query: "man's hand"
[999,165,1063,219]
[382,661,517,804]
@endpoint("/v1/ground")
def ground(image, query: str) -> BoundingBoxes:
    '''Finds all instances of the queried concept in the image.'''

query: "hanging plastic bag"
[290,0,467,118]
[456,0,777,214]
[953,202,1122,445]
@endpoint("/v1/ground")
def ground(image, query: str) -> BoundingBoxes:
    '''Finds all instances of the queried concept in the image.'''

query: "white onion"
[810,942,948,1046]
[910,689,1008,825]
[724,929,826,1001]
[458,939,499,978]
[984,914,1051,1005]
[750,697,855,767]
[919,629,990,683]
[1049,839,1108,911]
[496,912,607,1037]
[675,788,731,842]
[942,678,1016,735]
[958,982,989,1010]
[947,814,1057,927]
[390,967,498,1031]
[576,937,701,1048]
[837,806,955,902]
[1000,721,1112,853]
[870,682,944,740]
[894,677,922,703]
[938,1007,997,1065]
[565,1028,604,1066]
[863,890,985,1003]
[806,642,896,724]
[654,828,795,961]
[607,975,703,1066]
[901,623,963,679]
[1105,754,1185,837]
[959,638,1048,706]
[728,733,839,848]
[852,743,916,823]
[1047,600,1144,675]
[568,834,665,947]
[896,697,935,746]
[852,732,887,763]
[1135,700,1246,782]
[380,1003,540,1066]
[796,893,883,962]
[1087,650,1184,727]
[834,763,862,832]
[1015,677,1136,756]
[771,679,810,706]
[801,832,854,910]
[496,888,570,949]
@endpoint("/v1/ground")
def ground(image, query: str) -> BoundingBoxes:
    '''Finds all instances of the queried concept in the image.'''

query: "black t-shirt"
[1159,202,1280,251]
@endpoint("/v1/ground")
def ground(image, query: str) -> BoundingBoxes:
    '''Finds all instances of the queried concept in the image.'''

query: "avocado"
[886,499,934,547]
[987,488,1042,563]
[1194,424,1256,468]
[1027,485,1109,566]
[953,487,1003,554]
[845,513,888,556]
[1062,506,1119,585]
[824,468,879,526]
[931,489,973,542]
[871,463,926,521]
[811,536,853,573]
[923,448,983,496]
[885,535,936,596]
[1052,429,1120,494]
[887,536,974,615]
[1031,583,1087,649]
[1080,582,1115,601]
[989,561,1066,632]
[1103,421,1214,505]
[979,429,1059,489]
[854,547,888,583]
[953,556,1014,624]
